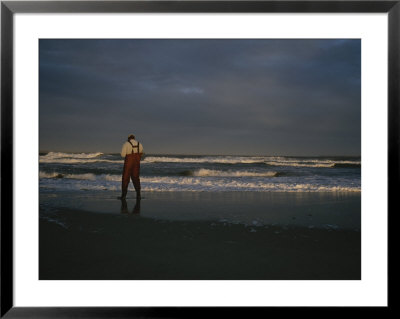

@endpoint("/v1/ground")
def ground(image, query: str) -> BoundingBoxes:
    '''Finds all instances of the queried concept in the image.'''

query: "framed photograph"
[1,0,395,316]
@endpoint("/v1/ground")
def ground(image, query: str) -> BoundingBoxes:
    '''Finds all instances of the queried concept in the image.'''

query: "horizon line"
[38,151,361,157]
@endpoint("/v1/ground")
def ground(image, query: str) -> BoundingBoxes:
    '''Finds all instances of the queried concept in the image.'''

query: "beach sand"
[39,191,361,280]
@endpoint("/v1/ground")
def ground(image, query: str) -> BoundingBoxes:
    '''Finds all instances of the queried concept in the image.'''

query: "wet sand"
[39,191,361,280]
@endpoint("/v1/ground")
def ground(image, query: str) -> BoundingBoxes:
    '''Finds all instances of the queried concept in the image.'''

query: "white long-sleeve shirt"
[120,139,144,157]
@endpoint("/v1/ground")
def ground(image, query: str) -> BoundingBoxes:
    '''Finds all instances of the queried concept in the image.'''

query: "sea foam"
[39,152,122,164]
[184,169,280,177]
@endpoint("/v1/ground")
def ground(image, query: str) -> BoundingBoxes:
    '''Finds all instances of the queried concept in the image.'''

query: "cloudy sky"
[39,39,360,156]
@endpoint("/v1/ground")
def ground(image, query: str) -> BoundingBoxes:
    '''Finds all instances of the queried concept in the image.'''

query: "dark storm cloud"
[39,39,360,155]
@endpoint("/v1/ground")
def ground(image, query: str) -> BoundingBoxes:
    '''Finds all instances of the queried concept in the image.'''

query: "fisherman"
[118,134,144,200]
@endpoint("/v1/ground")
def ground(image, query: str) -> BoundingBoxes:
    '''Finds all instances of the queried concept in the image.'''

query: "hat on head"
[128,134,135,140]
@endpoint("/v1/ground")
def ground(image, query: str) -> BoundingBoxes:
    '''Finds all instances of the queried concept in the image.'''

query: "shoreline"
[40,190,361,229]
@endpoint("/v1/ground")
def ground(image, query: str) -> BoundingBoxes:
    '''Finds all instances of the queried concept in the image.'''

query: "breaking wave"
[39,172,360,192]
[180,169,281,177]
[143,156,266,164]
[41,152,104,159]
[39,152,122,164]
[39,153,360,168]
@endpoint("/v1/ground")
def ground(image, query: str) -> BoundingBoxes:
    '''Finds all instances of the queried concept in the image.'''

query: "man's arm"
[138,143,144,160]
[120,143,128,157]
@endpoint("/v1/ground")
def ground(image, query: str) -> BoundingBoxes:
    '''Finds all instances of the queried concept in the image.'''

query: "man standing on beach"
[118,134,144,200]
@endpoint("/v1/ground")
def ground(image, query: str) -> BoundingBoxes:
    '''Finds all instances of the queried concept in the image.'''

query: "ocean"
[39,152,361,193]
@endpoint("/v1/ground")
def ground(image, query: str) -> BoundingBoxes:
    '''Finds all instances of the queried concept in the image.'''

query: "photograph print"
[39,39,361,280]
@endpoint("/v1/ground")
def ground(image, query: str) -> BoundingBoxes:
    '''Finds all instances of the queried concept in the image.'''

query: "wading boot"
[136,190,141,200]
[118,190,127,200]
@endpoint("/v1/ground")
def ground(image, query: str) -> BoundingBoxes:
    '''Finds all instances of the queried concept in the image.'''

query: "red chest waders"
[121,141,141,198]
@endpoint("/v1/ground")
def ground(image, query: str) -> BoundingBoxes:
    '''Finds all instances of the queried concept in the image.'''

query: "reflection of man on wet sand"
[118,134,144,200]
[120,198,141,214]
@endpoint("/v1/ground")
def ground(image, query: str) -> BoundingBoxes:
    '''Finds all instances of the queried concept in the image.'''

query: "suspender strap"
[128,141,139,154]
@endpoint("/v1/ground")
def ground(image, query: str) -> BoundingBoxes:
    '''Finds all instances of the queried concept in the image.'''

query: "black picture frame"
[1,0,396,317]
